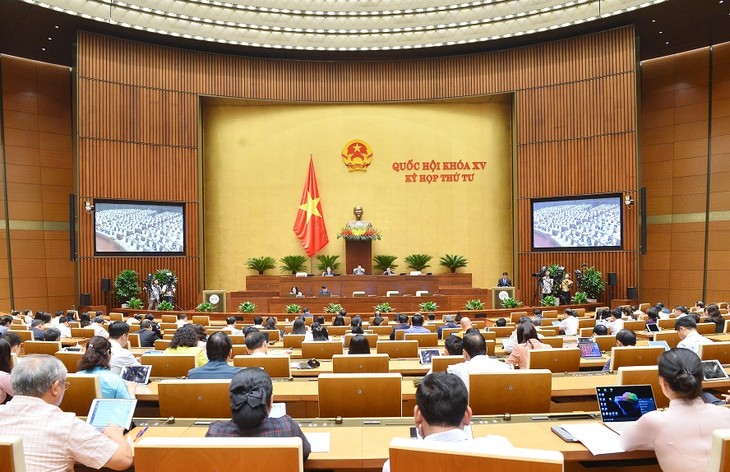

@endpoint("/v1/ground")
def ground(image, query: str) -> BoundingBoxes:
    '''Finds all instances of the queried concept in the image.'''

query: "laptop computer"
[648,340,670,351]
[419,348,441,365]
[121,365,152,384]
[86,398,137,431]
[596,385,657,434]
[579,341,603,358]
[577,337,593,344]
[701,359,729,381]
[646,323,660,332]
[551,320,561,327]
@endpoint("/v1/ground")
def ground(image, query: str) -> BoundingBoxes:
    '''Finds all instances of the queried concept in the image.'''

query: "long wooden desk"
[106,415,660,471]
[272,274,440,297]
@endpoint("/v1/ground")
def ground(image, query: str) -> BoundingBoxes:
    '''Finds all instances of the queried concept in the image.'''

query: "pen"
[134,426,149,442]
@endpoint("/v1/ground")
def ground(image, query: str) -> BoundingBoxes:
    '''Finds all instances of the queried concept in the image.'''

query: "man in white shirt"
[447,333,510,390]
[382,372,512,472]
[91,317,109,339]
[675,317,712,355]
[222,316,243,336]
[558,309,579,336]
[57,316,72,339]
[108,321,140,375]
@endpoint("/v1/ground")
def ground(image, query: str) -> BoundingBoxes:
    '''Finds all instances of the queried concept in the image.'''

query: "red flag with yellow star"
[293,157,329,256]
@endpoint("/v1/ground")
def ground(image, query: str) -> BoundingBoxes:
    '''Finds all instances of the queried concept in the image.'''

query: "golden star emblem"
[298,191,322,222]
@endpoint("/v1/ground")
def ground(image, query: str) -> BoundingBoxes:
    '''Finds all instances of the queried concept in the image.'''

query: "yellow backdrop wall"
[202,99,513,290]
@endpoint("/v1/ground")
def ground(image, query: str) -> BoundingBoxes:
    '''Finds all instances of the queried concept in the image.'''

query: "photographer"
[146,276,161,310]
[540,270,553,301]
[161,274,176,305]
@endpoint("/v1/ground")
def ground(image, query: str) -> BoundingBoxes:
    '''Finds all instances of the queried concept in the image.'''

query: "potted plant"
[153,269,177,285]
[323,302,344,313]
[571,291,589,304]
[418,301,439,312]
[126,297,143,309]
[541,295,558,307]
[285,303,303,313]
[577,266,606,302]
[196,302,214,312]
[157,300,174,311]
[374,302,394,313]
[438,254,468,273]
[464,299,485,310]
[501,297,522,309]
[280,255,308,274]
[246,256,277,275]
[114,269,141,307]
[315,255,341,273]
[372,255,398,273]
[238,301,257,313]
[404,253,432,272]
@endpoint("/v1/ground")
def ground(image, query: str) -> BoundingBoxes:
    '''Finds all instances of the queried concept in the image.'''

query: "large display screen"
[94,200,185,255]
[531,194,622,251]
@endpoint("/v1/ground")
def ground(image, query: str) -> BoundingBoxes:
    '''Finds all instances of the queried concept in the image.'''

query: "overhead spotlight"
[624,195,634,207]
[84,200,95,213]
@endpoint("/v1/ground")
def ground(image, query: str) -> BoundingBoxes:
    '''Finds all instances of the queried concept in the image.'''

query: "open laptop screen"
[596,385,656,423]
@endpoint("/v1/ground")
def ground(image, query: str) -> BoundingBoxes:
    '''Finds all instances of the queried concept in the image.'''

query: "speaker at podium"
[491,287,515,309]
[202,290,227,312]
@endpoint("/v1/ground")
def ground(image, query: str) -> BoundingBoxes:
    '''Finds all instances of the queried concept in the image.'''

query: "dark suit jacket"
[497,278,512,287]
[139,329,160,347]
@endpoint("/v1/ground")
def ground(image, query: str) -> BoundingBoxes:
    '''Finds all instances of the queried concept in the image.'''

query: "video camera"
[142,273,153,290]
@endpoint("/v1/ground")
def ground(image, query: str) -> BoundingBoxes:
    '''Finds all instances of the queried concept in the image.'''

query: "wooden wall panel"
[76,26,638,309]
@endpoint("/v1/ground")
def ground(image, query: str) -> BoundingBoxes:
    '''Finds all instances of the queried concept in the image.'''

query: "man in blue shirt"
[404,314,431,334]
[187,332,240,379]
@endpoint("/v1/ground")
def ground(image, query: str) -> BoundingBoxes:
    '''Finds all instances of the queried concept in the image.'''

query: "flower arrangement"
[285,303,303,314]
[464,299,485,310]
[419,301,439,312]
[196,302,215,312]
[337,226,381,241]
[374,302,394,313]
[324,303,344,313]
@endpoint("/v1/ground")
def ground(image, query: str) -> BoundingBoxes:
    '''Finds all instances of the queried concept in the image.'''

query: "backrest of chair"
[388,437,563,472]
[161,315,177,323]
[577,318,594,329]
[375,340,419,358]
[484,339,496,356]
[370,325,393,336]
[623,320,646,331]
[230,345,248,357]
[430,355,464,373]
[638,303,650,312]
[394,329,406,340]
[54,351,84,373]
[696,322,716,335]
[161,323,178,331]
[327,326,347,336]
[578,327,594,337]
[610,346,665,371]
[617,365,669,408]
[343,333,378,348]
[318,373,402,417]
[510,312,528,323]
[481,331,497,341]
[8,330,33,342]
[59,374,101,415]
[653,330,681,348]
[229,335,244,344]
[71,327,95,338]
[283,334,305,349]
[128,332,140,348]
[469,370,552,415]
[594,335,616,353]
[163,334,175,340]
[192,315,210,326]
[157,380,231,417]
[488,326,513,337]
[572,308,586,317]
[154,339,172,350]
[404,332,438,347]
[232,355,290,378]
[541,310,559,319]
[538,336,564,349]
[332,354,389,373]
[108,312,124,321]
[23,341,62,356]
[537,326,559,336]
[441,327,461,339]
[526,348,580,373]
[260,329,281,342]
[709,429,730,472]
[700,342,730,364]
[658,318,676,330]
[135,437,303,472]
[725,319,730,333]
[0,435,26,472]
[301,340,343,359]
[140,354,196,377]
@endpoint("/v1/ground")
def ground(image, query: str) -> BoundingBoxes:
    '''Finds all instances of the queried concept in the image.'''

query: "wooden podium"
[345,240,372,275]
[491,286,515,310]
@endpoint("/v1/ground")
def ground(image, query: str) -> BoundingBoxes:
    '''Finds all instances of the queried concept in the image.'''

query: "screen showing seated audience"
[531,194,622,251]
[94,200,185,255]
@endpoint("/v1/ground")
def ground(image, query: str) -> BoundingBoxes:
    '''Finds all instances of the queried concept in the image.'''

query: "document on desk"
[559,423,625,455]
[304,432,330,453]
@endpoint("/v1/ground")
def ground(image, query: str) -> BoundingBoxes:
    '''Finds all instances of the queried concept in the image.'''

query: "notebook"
[701,359,729,381]
[579,341,603,358]
[596,385,657,434]
[121,365,152,384]
[86,398,137,431]
[419,348,441,365]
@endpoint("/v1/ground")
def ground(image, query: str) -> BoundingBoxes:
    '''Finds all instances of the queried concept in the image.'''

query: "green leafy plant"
[246,256,277,275]
[547,264,564,296]
[238,301,258,313]
[315,254,341,272]
[501,297,523,309]
[571,291,589,304]
[153,269,178,285]
[374,302,394,313]
[126,297,143,309]
[404,253,432,272]
[372,255,398,272]
[285,303,303,313]
[541,295,558,307]
[323,302,344,313]
[196,302,215,312]
[157,300,174,311]
[114,269,141,306]
[438,254,468,273]
[418,301,439,312]
[280,255,308,274]
[577,266,606,300]
[464,299,485,310]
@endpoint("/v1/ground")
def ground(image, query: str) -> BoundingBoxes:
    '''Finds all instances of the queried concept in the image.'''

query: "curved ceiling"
[24,0,666,51]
